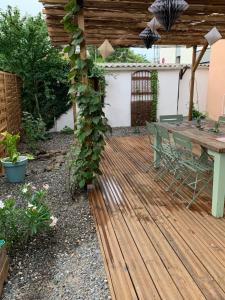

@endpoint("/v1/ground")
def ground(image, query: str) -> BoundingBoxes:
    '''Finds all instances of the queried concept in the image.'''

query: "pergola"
[40,0,225,119]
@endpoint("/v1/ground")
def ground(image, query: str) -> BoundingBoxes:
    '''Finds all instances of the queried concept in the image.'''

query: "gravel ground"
[1,133,110,300]
[110,126,147,136]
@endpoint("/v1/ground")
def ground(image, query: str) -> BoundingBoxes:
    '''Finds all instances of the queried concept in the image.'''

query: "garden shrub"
[0,183,57,248]
[0,7,70,129]
[22,112,48,151]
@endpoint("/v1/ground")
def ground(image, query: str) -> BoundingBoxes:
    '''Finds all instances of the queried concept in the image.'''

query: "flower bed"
[0,133,109,300]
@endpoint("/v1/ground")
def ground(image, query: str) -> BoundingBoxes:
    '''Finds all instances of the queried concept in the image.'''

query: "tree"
[88,46,149,63]
[0,6,70,129]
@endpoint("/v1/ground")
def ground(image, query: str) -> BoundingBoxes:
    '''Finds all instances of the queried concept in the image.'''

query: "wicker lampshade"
[98,39,115,58]
[139,28,160,49]
[149,0,189,32]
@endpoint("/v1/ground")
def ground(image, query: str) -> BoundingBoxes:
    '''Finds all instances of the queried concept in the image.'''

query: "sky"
[0,0,42,16]
[0,0,154,60]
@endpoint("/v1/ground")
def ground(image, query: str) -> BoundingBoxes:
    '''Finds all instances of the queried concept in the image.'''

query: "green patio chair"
[146,122,161,172]
[153,124,178,183]
[171,132,213,208]
[159,114,184,123]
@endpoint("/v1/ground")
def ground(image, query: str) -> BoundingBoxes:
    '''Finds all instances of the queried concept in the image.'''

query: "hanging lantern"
[149,0,189,32]
[204,27,222,46]
[77,0,84,8]
[139,28,160,49]
[147,17,161,33]
[98,39,115,59]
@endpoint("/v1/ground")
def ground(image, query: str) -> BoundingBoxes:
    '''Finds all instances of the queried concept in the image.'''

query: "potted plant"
[0,131,33,183]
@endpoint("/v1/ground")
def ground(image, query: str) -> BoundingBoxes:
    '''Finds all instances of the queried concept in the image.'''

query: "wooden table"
[154,121,225,218]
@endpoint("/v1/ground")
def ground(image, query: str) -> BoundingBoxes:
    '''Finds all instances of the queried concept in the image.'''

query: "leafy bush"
[0,183,57,248]
[22,112,48,151]
[0,7,70,129]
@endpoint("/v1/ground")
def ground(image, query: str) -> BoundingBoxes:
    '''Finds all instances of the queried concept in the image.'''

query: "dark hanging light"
[139,28,160,49]
[77,0,84,8]
[149,0,189,32]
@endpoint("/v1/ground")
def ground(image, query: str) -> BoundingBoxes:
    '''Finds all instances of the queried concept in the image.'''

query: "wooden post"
[193,42,209,73]
[78,9,87,69]
[188,43,209,121]
[71,9,87,130]
[188,45,197,121]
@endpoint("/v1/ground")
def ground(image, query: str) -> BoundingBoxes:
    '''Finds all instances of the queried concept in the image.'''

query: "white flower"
[27,203,37,211]
[0,200,5,209]
[49,216,58,227]
[22,187,28,194]
[43,184,49,191]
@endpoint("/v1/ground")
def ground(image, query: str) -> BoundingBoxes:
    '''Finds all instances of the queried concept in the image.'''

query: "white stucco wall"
[50,108,74,132]
[50,65,209,131]
[104,72,132,127]
[178,68,209,116]
[157,69,180,117]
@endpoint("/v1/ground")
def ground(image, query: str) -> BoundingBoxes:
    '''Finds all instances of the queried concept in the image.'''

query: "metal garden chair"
[145,122,160,172]
[171,132,213,209]
[153,124,178,183]
[159,114,184,123]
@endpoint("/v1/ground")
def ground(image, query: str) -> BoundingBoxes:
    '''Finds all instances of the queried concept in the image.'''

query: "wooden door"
[131,71,152,126]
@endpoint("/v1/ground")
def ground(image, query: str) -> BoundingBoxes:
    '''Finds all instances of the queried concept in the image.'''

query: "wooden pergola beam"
[40,0,225,47]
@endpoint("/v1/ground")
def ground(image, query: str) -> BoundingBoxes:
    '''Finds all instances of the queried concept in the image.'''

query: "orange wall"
[207,40,225,120]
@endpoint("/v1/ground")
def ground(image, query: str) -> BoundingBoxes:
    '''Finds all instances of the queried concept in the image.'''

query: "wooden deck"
[89,135,225,300]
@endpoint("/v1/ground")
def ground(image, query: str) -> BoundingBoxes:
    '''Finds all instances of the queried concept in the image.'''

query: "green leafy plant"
[192,107,207,120]
[150,71,158,122]
[0,131,20,163]
[63,0,109,193]
[88,46,149,63]
[0,7,70,129]
[60,126,74,135]
[0,131,34,163]
[0,183,57,248]
[22,111,48,151]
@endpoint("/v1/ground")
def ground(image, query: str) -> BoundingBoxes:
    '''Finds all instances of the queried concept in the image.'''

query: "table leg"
[208,150,225,218]
[154,133,161,168]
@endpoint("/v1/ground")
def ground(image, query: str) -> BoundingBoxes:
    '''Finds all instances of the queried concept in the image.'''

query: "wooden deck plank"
[89,135,225,300]
[101,152,223,299]
[100,177,183,300]
[90,189,138,300]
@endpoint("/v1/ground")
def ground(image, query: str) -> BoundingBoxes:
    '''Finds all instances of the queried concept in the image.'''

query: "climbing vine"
[150,70,159,122]
[63,0,108,192]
